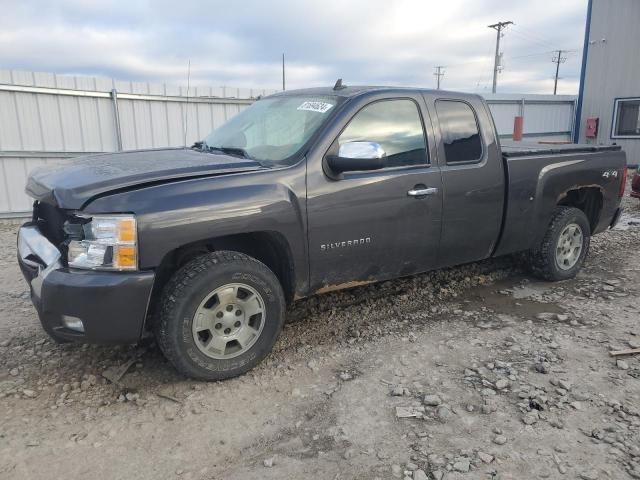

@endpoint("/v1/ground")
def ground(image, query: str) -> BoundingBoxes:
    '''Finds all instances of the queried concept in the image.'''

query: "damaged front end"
[17,202,155,344]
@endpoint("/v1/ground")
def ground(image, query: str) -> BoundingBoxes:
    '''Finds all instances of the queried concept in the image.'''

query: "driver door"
[306,94,443,292]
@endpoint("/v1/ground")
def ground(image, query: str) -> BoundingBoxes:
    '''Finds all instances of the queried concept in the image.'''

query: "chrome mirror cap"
[338,141,386,160]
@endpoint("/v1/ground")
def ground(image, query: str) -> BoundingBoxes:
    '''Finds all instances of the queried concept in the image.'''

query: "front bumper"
[17,224,155,343]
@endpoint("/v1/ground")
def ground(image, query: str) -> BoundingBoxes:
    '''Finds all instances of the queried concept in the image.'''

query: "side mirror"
[326,142,386,173]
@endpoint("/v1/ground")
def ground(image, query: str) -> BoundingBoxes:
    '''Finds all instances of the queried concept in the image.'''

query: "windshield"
[203,95,339,165]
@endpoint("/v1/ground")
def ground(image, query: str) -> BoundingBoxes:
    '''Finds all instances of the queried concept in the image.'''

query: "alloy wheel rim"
[192,283,266,359]
[555,223,583,271]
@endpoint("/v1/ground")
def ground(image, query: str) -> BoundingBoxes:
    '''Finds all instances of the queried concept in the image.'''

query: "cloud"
[0,0,587,94]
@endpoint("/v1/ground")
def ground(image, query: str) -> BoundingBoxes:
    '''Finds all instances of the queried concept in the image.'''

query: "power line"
[508,25,556,51]
[441,57,492,69]
[506,50,555,60]
[433,65,445,89]
[442,49,554,70]
[434,47,581,92]
[507,49,580,61]
[488,20,513,93]
[552,49,567,95]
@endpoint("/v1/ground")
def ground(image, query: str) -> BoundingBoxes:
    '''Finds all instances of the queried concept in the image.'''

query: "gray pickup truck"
[17,85,627,380]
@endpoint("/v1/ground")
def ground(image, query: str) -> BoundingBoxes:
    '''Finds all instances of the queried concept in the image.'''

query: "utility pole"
[282,53,285,91]
[433,66,445,90]
[488,21,513,93]
[552,49,566,95]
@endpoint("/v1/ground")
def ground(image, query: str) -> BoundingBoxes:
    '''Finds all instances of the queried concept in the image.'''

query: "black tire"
[154,251,285,381]
[530,206,591,281]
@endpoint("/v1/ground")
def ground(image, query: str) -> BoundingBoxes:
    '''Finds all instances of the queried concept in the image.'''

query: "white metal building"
[576,0,640,166]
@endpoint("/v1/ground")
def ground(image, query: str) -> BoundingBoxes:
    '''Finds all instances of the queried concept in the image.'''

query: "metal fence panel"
[0,157,26,212]
[0,155,68,213]
[524,103,575,135]
[485,94,576,140]
[0,91,22,150]
[486,102,521,136]
[0,69,277,215]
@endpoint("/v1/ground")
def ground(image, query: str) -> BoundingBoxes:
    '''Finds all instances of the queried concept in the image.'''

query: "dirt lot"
[1,189,639,480]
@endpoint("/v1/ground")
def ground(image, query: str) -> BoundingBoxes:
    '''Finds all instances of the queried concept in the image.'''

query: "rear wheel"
[155,251,285,381]
[530,206,591,281]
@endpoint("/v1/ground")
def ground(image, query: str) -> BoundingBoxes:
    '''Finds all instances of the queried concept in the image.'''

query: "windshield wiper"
[214,146,250,158]
[193,140,247,157]
[206,144,252,159]
[197,141,270,168]
[211,146,270,167]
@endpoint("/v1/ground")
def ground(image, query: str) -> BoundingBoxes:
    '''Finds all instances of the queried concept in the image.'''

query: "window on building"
[613,98,640,138]
[338,99,428,167]
[435,100,483,164]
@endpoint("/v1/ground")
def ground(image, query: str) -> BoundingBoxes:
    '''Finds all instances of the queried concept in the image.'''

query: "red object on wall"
[585,117,599,138]
[513,116,523,141]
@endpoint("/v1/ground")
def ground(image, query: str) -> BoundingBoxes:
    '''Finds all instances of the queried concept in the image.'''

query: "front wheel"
[529,206,591,281]
[155,251,285,381]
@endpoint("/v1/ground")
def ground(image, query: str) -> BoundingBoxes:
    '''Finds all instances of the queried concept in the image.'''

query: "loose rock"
[390,386,405,396]
[478,452,494,464]
[413,470,428,480]
[436,405,453,421]
[535,362,550,374]
[495,378,509,390]
[616,360,629,370]
[493,435,507,445]
[423,394,442,406]
[430,470,444,480]
[453,460,470,472]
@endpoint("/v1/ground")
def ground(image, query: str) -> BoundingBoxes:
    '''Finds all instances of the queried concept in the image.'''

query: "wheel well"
[557,187,603,232]
[148,232,296,323]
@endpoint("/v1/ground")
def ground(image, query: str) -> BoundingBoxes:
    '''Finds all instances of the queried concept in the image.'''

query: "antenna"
[282,53,285,91]
[333,78,346,90]
[183,59,191,148]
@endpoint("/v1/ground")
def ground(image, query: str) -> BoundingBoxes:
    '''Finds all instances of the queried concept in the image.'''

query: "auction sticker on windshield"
[297,101,334,113]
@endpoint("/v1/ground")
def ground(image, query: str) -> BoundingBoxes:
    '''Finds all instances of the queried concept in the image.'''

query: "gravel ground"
[1,186,639,480]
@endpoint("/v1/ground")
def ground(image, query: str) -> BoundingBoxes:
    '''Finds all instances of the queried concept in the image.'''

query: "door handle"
[407,187,438,197]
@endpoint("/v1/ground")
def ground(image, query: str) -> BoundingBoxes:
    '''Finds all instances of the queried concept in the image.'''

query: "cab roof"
[269,85,481,101]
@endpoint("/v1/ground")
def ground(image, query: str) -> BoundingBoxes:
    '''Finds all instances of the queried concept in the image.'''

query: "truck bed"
[493,145,626,258]
[501,140,622,158]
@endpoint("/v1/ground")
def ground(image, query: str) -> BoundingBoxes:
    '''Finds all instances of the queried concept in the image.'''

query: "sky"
[0,0,589,95]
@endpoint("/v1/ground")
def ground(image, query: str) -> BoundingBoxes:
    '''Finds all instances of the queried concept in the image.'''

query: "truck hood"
[26,148,263,209]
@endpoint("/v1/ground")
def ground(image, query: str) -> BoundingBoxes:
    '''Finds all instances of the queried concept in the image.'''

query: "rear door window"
[435,100,483,164]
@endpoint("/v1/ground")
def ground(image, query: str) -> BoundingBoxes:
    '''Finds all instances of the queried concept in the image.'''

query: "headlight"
[68,215,138,271]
